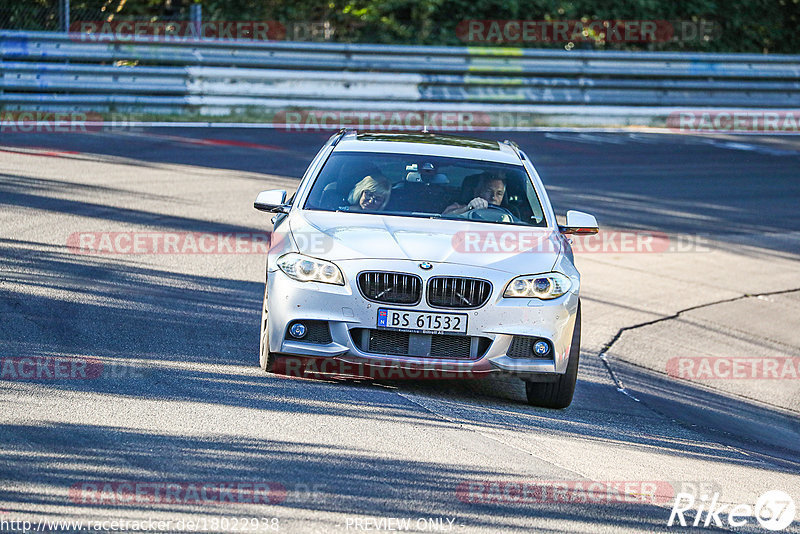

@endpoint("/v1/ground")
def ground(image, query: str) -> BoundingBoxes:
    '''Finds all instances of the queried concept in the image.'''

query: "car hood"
[288,211,561,274]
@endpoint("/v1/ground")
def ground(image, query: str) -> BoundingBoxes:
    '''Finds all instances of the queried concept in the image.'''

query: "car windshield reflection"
[303,152,547,227]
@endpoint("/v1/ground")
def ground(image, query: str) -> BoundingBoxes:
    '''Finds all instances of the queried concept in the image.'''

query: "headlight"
[277,253,344,285]
[503,273,571,299]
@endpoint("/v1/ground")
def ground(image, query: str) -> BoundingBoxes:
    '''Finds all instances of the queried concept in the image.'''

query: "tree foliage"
[3,0,798,53]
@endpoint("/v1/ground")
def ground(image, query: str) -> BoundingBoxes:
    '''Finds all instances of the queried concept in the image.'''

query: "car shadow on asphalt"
[0,173,264,235]
[0,421,699,533]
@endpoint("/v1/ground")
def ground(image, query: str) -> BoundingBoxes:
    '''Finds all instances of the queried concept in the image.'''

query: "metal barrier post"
[58,0,70,33]
[190,3,202,39]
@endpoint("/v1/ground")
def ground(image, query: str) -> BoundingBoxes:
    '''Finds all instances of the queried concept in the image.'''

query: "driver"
[443,175,506,215]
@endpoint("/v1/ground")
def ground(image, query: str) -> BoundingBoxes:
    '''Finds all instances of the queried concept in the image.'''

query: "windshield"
[303,152,547,226]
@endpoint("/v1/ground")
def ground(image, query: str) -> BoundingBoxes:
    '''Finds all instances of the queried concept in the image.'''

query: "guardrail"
[2,30,799,121]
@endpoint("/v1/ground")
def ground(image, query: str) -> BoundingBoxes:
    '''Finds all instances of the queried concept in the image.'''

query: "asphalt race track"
[1,127,799,533]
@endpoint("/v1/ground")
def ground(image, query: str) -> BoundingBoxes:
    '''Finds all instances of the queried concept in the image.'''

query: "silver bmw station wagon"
[254,131,598,408]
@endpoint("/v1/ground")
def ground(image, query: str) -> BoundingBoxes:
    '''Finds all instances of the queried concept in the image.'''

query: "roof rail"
[502,139,526,161]
[331,128,357,147]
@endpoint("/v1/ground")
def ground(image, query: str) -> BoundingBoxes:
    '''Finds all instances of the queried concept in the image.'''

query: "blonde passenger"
[348,175,392,211]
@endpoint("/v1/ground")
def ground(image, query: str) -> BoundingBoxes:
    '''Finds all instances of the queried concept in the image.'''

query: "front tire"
[259,283,276,372]
[524,302,581,409]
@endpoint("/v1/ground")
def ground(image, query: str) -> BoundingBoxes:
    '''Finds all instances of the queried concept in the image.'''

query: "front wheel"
[524,302,581,409]
[259,283,276,372]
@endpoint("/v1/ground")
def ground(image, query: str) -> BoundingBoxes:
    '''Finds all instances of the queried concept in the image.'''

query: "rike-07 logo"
[669,490,796,531]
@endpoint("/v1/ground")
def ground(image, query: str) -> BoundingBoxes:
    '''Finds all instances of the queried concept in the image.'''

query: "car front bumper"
[266,259,580,378]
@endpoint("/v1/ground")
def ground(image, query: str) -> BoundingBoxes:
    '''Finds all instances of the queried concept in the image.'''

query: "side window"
[304,158,347,209]
[292,142,335,204]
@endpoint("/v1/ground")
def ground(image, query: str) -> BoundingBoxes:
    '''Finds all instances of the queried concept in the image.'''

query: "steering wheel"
[463,204,516,223]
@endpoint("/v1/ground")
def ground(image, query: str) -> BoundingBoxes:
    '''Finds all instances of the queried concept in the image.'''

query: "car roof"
[333,131,524,165]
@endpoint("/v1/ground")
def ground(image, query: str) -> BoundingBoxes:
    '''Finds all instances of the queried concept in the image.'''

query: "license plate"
[377,308,468,334]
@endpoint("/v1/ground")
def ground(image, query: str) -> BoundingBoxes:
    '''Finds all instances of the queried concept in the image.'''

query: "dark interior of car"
[305,152,546,225]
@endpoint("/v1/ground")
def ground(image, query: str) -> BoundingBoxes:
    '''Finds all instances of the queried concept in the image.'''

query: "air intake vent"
[368,329,411,356]
[430,333,472,358]
[358,271,422,305]
[351,329,491,360]
[427,277,492,309]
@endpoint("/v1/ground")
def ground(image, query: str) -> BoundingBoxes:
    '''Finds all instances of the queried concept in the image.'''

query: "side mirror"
[559,210,599,235]
[254,190,289,213]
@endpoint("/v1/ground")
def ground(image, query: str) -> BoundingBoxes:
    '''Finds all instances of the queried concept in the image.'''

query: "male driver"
[444,175,506,215]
